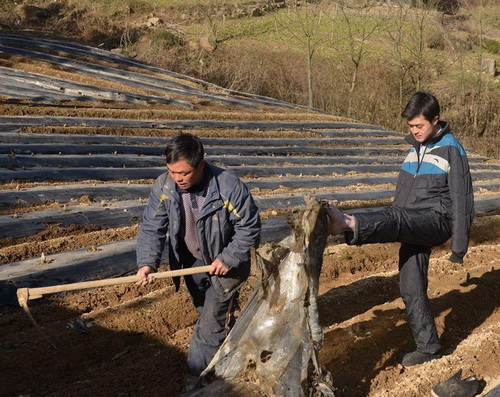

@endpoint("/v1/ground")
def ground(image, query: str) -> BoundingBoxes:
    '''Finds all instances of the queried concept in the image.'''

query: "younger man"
[328,91,474,367]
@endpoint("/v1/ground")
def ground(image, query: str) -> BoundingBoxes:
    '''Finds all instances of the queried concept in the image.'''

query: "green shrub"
[426,31,446,50]
[151,29,184,47]
[484,38,500,55]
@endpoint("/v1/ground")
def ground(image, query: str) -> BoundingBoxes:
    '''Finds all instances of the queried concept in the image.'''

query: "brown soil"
[0,180,154,192]
[0,213,499,397]
[0,225,139,264]
[19,126,333,139]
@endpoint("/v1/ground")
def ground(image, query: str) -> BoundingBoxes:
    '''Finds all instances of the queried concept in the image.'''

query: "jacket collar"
[404,120,450,149]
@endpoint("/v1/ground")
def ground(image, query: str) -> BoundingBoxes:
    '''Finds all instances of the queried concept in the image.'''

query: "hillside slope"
[0,34,499,397]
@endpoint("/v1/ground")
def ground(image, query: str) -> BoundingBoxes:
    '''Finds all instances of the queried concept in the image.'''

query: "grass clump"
[484,38,500,55]
[150,29,184,47]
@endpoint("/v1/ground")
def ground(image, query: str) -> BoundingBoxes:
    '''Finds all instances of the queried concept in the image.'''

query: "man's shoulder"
[208,163,240,182]
[151,171,175,195]
[207,163,247,192]
[154,171,170,185]
[206,162,224,176]
[435,133,466,155]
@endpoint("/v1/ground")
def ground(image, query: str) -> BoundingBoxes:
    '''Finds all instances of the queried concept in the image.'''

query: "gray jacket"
[136,163,261,292]
[393,121,474,257]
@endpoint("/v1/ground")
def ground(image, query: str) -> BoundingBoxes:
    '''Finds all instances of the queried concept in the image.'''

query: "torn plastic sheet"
[186,197,336,396]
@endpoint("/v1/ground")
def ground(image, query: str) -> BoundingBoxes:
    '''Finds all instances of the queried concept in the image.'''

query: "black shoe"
[401,350,442,367]
[431,369,479,397]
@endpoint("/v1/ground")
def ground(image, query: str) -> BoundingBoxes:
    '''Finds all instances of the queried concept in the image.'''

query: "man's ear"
[432,116,439,126]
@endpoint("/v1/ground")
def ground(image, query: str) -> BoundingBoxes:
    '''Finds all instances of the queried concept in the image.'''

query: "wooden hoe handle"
[17,265,212,302]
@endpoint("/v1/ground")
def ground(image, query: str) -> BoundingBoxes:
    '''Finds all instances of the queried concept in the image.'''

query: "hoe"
[16,265,211,349]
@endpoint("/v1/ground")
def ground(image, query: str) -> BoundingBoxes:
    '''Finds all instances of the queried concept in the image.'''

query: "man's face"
[167,159,205,190]
[406,114,439,143]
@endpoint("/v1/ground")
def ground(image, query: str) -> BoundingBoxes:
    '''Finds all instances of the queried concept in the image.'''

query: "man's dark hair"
[165,133,204,167]
[401,91,440,122]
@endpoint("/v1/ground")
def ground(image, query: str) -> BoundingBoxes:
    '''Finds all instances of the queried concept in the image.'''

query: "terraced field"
[0,33,499,397]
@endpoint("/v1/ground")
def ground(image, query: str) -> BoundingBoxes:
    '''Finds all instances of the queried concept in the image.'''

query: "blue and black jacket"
[393,121,474,257]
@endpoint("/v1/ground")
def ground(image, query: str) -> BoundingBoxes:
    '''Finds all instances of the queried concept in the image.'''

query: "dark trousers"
[345,207,451,354]
[183,260,239,377]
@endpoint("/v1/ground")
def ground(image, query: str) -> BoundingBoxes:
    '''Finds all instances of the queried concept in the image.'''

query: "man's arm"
[136,175,170,273]
[216,178,261,270]
[448,144,474,262]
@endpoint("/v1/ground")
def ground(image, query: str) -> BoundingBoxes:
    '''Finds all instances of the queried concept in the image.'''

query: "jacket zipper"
[195,195,221,267]
[415,144,427,178]
[400,143,422,207]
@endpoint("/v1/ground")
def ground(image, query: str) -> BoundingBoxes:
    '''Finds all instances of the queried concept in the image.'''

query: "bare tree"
[383,0,440,107]
[455,0,491,133]
[324,1,384,117]
[383,3,414,109]
[272,0,324,108]
[408,0,434,90]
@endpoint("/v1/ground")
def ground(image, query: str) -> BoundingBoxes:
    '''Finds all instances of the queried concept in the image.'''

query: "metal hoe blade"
[16,287,58,350]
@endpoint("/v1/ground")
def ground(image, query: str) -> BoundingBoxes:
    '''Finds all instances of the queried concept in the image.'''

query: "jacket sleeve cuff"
[138,263,158,271]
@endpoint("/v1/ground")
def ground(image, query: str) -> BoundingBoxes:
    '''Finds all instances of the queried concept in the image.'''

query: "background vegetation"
[1,0,499,157]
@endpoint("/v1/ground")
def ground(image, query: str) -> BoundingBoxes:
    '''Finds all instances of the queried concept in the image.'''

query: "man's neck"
[422,126,442,145]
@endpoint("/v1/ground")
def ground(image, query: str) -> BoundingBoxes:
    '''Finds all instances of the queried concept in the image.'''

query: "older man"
[136,133,261,382]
